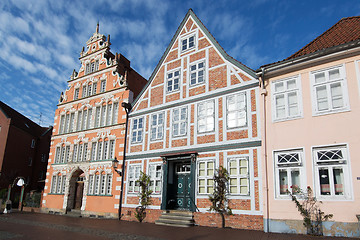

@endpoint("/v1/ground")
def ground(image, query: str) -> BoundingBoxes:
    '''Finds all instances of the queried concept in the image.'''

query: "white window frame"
[82,85,87,98]
[226,92,247,129]
[166,69,180,93]
[228,157,250,195]
[197,160,215,195]
[148,163,162,194]
[310,65,349,116]
[59,115,65,134]
[172,107,187,137]
[128,165,141,194]
[271,76,303,121]
[150,112,164,141]
[189,60,205,86]
[198,100,215,133]
[180,34,196,53]
[51,175,66,194]
[74,88,79,100]
[100,80,106,93]
[131,117,144,143]
[274,149,305,198]
[313,145,352,200]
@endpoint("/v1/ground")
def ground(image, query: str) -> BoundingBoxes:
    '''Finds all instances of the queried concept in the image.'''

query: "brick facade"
[41,25,146,217]
[125,10,262,230]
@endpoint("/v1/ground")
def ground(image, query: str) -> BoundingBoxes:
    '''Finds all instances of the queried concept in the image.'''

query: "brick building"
[41,25,147,217]
[257,16,360,237]
[0,101,52,199]
[124,9,262,229]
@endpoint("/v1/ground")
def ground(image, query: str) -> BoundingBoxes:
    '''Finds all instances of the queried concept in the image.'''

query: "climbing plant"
[209,166,232,228]
[134,171,152,222]
[289,186,333,236]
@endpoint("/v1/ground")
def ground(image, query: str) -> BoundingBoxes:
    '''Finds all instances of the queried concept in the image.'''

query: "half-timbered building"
[124,9,262,229]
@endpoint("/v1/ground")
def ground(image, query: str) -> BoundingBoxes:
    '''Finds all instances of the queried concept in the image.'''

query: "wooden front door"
[174,163,191,210]
[73,181,84,209]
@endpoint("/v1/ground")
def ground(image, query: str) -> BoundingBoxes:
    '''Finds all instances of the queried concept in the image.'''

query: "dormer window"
[85,60,99,75]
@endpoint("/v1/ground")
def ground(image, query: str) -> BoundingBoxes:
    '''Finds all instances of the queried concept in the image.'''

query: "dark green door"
[174,163,191,210]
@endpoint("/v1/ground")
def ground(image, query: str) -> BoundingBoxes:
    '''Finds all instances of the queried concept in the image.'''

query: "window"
[77,108,92,131]
[51,175,66,194]
[92,82,97,95]
[65,146,70,163]
[172,107,187,137]
[100,80,106,93]
[59,115,65,134]
[95,107,100,128]
[198,160,215,194]
[167,69,180,92]
[55,147,61,163]
[181,34,195,52]
[28,157,33,166]
[272,76,302,121]
[72,143,87,162]
[91,140,115,161]
[82,85,87,98]
[64,114,70,133]
[74,88,79,100]
[41,154,47,163]
[190,61,205,86]
[148,164,162,194]
[274,149,304,197]
[311,66,349,115]
[55,145,69,164]
[85,60,99,75]
[31,139,36,148]
[227,92,247,128]
[94,102,117,128]
[198,100,215,133]
[313,145,351,199]
[131,117,144,143]
[228,157,249,195]
[69,113,75,132]
[88,172,112,196]
[150,113,164,141]
[128,165,141,193]
[100,105,106,127]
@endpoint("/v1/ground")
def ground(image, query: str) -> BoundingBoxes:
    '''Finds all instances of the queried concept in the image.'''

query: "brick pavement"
[0,212,355,240]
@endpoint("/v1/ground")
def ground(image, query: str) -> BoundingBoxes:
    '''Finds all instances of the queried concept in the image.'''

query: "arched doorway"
[67,170,85,210]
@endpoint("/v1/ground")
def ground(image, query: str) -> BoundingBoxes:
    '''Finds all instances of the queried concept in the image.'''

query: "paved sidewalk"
[0,212,355,240]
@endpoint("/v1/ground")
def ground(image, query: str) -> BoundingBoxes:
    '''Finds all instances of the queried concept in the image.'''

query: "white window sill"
[313,108,350,117]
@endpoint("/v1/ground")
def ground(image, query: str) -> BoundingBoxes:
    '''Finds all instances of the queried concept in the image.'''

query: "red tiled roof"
[287,16,360,60]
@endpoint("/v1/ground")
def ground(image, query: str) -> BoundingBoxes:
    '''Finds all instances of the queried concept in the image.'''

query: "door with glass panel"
[174,163,191,210]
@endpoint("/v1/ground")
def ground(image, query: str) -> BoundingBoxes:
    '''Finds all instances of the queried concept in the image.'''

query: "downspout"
[118,69,131,220]
[260,67,270,233]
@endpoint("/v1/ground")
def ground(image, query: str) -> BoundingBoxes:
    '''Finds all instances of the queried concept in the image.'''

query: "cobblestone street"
[0,212,356,240]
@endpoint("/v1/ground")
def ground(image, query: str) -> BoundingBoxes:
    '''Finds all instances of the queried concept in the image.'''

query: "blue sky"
[0,0,359,126]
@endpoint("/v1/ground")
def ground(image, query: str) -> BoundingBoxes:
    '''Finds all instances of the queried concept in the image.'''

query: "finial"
[96,21,99,34]
[107,34,110,44]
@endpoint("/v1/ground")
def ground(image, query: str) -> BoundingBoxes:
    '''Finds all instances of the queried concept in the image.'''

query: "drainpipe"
[260,67,270,233]
[118,101,132,220]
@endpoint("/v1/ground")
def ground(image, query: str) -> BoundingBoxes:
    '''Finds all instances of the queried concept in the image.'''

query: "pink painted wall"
[261,55,360,224]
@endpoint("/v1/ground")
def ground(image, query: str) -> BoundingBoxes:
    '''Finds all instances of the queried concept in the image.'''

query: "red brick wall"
[194,212,263,230]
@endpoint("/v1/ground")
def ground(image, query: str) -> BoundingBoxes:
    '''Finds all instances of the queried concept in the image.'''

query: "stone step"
[162,210,193,217]
[158,215,193,222]
[66,209,82,218]
[155,220,194,228]
[155,210,194,227]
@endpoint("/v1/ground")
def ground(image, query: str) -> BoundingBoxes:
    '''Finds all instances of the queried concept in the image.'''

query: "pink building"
[257,17,360,237]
